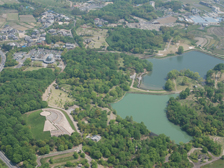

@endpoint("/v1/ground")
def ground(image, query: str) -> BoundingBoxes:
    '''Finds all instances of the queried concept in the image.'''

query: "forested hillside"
[0,68,55,166]
[106,26,186,53]
[167,64,224,156]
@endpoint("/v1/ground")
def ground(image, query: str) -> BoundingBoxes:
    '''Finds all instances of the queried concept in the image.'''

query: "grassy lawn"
[176,76,198,91]
[48,86,73,108]
[54,156,75,164]
[202,159,224,168]
[59,109,76,131]
[24,67,44,71]
[23,110,51,140]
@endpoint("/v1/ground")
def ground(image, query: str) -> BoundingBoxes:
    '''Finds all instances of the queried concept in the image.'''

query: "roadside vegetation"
[0,159,7,168]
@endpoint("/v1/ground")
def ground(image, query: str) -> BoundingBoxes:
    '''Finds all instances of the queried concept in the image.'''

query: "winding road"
[187,148,224,168]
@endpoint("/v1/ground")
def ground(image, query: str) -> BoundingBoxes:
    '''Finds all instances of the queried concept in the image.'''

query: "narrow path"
[130,87,181,94]
[130,73,136,88]
[215,73,218,89]
[187,148,224,168]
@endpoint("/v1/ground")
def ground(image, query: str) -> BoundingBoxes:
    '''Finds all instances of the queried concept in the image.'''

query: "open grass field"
[7,13,18,21]
[48,86,73,108]
[202,158,224,168]
[23,110,51,140]
[76,27,109,49]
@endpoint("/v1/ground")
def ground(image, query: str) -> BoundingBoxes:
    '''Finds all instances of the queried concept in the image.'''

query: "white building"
[150,1,155,8]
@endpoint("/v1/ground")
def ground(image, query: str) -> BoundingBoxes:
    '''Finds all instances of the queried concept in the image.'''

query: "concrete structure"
[41,108,75,137]
[87,135,101,142]
[149,1,155,8]
[212,6,220,12]
[43,54,55,64]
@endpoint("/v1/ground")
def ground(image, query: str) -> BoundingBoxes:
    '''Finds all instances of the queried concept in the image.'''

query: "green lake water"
[140,51,224,90]
[111,93,192,143]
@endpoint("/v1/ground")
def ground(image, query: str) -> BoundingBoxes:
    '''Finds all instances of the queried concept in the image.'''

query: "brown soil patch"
[156,16,177,24]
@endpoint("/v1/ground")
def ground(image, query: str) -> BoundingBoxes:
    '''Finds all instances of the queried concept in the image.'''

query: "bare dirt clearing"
[155,16,177,24]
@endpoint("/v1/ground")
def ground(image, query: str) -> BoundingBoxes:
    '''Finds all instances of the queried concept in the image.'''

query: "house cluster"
[48,29,73,38]
[24,29,46,46]
[200,1,223,13]
[94,18,108,27]
[0,25,19,41]
[38,10,71,29]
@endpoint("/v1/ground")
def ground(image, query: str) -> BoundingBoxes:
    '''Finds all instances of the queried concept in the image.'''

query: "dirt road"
[187,148,224,168]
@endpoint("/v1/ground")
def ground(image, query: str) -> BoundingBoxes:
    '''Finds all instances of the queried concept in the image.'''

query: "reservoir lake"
[111,93,192,143]
[140,51,224,90]
[112,51,224,143]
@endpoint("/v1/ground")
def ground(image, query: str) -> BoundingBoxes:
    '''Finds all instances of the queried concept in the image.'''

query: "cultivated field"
[19,15,36,23]
[0,0,18,5]
[41,108,75,137]
[76,26,109,48]
[23,110,51,140]
[7,13,18,21]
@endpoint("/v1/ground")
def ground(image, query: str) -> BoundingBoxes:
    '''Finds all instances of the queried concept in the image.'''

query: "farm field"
[0,0,18,5]
[19,15,36,23]
[76,26,109,49]
[7,13,18,21]
[23,110,51,140]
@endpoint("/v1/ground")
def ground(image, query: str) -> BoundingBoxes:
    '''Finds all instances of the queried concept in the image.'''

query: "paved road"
[0,50,6,72]
[0,151,17,168]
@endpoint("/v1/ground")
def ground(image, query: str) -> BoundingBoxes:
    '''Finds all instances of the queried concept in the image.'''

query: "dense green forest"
[57,48,152,109]
[54,48,193,167]
[106,26,183,53]
[166,64,224,155]
[84,1,157,23]
[0,68,55,166]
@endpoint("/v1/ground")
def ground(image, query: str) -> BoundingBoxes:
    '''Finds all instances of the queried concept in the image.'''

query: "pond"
[111,93,192,143]
[140,51,224,90]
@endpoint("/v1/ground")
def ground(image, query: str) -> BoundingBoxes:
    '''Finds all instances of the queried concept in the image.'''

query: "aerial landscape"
[1,0,224,167]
